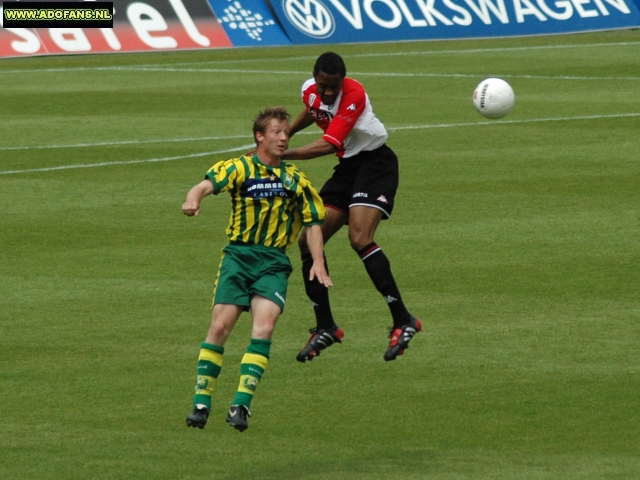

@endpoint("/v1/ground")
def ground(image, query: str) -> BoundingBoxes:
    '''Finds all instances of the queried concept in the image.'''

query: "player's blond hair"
[253,107,291,145]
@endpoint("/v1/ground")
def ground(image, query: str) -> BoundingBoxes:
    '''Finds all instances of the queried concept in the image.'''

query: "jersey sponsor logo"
[283,0,335,38]
[353,192,368,198]
[309,106,333,122]
[241,177,291,198]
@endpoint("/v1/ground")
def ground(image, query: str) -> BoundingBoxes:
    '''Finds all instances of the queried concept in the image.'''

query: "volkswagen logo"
[283,0,335,38]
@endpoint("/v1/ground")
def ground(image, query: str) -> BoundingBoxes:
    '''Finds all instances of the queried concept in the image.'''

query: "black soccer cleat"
[384,316,422,362]
[296,326,344,362]
[226,405,251,432]
[186,404,210,429]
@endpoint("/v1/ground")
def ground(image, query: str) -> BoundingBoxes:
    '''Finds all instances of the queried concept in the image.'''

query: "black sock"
[358,243,411,328]
[301,253,335,330]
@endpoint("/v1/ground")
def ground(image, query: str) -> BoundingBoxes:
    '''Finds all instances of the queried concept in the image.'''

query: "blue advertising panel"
[208,0,292,45]
[266,0,640,44]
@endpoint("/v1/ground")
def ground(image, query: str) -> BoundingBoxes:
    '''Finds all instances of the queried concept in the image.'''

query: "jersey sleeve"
[204,158,243,194]
[293,169,326,227]
[322,85,366,148]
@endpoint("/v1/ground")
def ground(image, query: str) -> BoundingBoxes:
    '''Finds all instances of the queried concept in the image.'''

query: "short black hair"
[313,52,346,78]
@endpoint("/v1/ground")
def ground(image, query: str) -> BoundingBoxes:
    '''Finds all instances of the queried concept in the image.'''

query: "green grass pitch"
[1,29,639,479]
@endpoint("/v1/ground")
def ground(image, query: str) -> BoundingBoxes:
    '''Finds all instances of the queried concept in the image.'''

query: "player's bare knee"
[208,320,230,341]
[348,230,373,252]
[252,319,277,339]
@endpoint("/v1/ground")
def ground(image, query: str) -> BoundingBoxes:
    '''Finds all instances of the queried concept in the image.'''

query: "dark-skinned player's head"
[313,52,347,78]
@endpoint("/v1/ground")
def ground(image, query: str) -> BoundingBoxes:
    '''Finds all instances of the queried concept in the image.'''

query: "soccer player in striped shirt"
[283,52,421,363]
[183,107,331,432]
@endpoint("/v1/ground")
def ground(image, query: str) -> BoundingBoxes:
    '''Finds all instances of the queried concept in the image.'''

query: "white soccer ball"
[473,78,515,119]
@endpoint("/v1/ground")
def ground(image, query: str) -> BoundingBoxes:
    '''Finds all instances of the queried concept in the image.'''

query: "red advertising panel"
[0,0,232,57]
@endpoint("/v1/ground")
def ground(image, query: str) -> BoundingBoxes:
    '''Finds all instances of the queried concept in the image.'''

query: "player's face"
[314,71,344,106]
[257,119,290,161]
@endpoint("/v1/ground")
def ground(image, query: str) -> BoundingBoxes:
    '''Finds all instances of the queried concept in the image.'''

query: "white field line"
[1,113,638,176]
[1,41,639,75]
[0,144,255,176]
[2,64,639,81]
[0,134,252,152]
[83,66,640,82]
[389,112,640,130]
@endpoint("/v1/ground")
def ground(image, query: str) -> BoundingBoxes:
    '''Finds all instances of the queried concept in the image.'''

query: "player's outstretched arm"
[283,138,337,160]
[182,179,214,217]
[289,108,315,137]
[305,224,333,288]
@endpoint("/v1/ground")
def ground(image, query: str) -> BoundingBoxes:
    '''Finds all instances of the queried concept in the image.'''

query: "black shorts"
[319,144,399,219]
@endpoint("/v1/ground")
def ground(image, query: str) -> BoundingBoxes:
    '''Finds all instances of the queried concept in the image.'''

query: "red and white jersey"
[301,77,388,158]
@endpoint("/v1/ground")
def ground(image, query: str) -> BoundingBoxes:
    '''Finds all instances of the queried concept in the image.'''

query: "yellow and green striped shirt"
[205,155,325,250]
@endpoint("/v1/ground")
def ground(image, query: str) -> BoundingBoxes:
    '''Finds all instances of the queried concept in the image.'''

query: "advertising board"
[1,0,638,56]
[208,0,291,46]
[0,0,232,57]
[267,0,640,44]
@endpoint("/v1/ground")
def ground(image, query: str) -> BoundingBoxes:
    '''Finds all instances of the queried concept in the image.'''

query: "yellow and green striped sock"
[193,342,224,410]
[232,338,271,409]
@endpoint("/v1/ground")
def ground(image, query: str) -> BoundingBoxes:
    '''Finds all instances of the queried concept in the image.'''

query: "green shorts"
[212,242,293,312]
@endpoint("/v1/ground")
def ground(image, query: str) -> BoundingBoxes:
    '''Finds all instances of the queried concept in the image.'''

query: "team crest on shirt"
[282,173,294,188]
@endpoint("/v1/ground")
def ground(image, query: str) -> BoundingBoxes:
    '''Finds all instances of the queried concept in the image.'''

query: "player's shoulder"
[342,77,365,94]
[282,162,310,182]
[340,77,366,103]
[208,156,249,174]
[301,78,316,96]
[282,160,302,175]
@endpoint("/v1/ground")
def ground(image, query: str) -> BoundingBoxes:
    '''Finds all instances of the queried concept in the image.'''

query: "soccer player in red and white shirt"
[283,52,421,362]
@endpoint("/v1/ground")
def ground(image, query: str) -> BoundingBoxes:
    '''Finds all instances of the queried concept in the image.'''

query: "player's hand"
[309,263,333,288]
[182,200,200,217]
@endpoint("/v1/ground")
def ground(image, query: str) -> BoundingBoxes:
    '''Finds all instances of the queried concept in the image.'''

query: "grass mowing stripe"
[1,113,638,174]
[8,63,639,82]
[2,40,639,75]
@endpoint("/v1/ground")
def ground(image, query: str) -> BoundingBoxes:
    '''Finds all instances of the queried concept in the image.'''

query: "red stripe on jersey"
[322,134,342,149]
